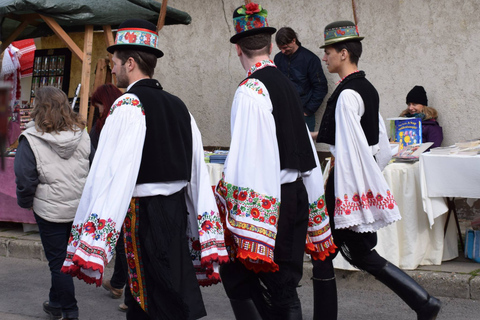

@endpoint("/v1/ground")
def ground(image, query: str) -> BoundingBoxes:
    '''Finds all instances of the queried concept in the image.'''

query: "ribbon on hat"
[114,28,159,50]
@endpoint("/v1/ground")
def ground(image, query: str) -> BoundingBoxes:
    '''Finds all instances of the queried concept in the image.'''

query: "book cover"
[388,117,422,149]
[393,142,433,161]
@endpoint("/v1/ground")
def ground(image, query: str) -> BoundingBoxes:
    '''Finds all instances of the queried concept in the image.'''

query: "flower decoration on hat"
[237,2,266,16]
[230,2,276,44]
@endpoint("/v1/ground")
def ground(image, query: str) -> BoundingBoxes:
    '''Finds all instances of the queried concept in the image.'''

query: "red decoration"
[245,3,260,15]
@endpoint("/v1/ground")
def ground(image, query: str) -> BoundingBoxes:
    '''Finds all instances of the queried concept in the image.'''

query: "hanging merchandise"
[11,39,36,78]
[0,44,22,108]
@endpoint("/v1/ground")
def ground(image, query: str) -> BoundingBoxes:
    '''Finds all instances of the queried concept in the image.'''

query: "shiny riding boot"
[375,262,441,320]
[229,299,263,320]
[312,276,338,320]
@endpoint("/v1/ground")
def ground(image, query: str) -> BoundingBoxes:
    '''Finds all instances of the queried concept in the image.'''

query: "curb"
[302,262,480,301]
[1,230,479,301]
[0,237,46,261]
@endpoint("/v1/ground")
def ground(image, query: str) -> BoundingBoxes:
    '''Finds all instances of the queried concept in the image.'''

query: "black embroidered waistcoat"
[128,79,192,184]
[247,67,316,173]
[316,71,379,146]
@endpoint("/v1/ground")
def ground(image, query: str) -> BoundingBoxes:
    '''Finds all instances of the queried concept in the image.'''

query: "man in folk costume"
[313,21,441,320]
[216,3,336,319]
[61,19,228,320]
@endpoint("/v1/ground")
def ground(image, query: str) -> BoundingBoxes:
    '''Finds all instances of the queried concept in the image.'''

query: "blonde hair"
[400,105,438,120]
[31,87,86,133]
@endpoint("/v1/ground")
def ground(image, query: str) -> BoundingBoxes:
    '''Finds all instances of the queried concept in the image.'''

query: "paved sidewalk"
[1,221,480,301]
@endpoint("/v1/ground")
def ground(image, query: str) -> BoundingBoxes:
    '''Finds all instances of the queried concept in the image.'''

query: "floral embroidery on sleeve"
[335,189,397,215]
[239,78,266,96]
[109,96,145,115]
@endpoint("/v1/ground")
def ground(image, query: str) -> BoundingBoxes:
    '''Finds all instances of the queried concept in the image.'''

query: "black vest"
[317,71,379,146]
[247,67,316,172]
[128,79,192,184]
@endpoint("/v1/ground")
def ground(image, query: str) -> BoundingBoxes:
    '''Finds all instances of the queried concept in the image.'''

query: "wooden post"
[40,15,84,62]
[87,59,109,132]
[79,25,94,120]
[157,0,169,32]
[103,25,116,85]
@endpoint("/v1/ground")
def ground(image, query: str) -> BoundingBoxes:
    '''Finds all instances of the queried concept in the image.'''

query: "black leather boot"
[229,299,263,320]
[312,276,338,320]
[375,262,441,320]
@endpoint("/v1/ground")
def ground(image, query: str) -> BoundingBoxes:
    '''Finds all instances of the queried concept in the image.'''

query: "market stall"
[0,0,192,224]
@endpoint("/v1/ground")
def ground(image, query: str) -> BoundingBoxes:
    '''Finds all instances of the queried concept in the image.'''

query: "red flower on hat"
[235,21,243,33]
[336,29,346,35]
[253,19,263,28]
[245,3,261,15]
[129,34,137,43]
[144,34,151,46]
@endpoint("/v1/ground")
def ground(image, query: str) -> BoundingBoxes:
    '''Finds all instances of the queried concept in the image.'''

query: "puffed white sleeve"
[62,94,146,286]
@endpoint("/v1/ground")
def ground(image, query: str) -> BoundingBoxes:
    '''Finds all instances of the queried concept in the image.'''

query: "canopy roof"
[0,0,192,41]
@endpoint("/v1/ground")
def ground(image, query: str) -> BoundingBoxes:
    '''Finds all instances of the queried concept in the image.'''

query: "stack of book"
[204,150,228,164]
[430,140,480,156]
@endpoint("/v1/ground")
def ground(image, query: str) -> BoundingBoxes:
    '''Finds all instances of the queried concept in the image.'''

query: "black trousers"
[110,229,128,289]
[313,167,387,278]
[220,179,309,318]
[125,190,206,320]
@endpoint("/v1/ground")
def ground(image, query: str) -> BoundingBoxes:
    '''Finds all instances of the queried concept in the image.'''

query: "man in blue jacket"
[274,27,328,131]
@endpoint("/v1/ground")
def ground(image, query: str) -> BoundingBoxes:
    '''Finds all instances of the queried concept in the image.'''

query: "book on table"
[387,117,422,150]
[393,142,433,162]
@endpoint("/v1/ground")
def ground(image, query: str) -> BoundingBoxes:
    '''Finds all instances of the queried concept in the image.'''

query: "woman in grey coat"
[14,87,92,320]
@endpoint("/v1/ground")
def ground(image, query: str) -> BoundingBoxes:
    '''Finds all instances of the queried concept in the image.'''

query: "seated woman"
[399,85,443,148]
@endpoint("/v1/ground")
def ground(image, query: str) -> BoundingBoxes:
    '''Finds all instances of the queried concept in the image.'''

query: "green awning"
[0,0,191,41]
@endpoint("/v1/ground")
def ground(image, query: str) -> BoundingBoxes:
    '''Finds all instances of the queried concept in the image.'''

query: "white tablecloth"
[420,153,480,224]
[333,161,458,270]
[206,163,224,187]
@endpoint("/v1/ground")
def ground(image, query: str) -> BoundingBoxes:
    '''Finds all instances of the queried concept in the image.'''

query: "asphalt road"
[0,256,479,319]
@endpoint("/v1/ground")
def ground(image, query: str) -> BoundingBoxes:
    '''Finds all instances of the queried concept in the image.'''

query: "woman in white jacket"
[14,86,92,320]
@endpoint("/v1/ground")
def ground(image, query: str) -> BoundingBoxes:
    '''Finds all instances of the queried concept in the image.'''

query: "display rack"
[20,48,72,131]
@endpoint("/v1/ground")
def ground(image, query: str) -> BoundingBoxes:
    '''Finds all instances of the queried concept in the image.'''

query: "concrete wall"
[153,0,480,149]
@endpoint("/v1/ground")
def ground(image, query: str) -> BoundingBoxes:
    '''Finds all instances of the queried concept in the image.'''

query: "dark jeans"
[34,213,78,319]
[110,229,128,289]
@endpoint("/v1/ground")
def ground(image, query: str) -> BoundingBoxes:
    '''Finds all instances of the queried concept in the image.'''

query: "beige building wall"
[153,0,480,149]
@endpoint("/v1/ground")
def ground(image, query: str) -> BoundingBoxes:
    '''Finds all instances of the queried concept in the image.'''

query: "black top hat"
[320,20,364,49]
[107,19,164,58]
[230,3,276,44]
